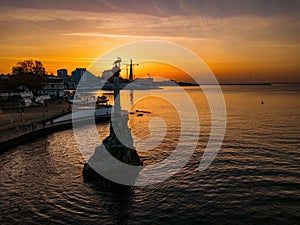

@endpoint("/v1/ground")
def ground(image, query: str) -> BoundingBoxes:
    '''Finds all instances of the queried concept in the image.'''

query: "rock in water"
[82,114,142,189]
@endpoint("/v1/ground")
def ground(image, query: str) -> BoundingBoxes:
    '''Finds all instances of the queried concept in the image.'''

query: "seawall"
[0,116,110,154]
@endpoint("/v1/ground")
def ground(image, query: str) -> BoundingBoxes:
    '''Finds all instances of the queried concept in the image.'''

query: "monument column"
[111,57,121,117]
[113,67,121,117]
[82,57,142,188]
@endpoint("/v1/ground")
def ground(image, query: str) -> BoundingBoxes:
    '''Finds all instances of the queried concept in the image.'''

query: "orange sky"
[0,0,299,82]
[118,62,190,82]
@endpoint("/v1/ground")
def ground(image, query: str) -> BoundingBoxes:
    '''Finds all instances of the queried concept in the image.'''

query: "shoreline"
[0,114,110,154]
[0,99,71,131]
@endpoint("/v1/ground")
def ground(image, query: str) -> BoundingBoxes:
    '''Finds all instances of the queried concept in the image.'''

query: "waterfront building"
[57,69,68,79]
[71,68,86,87]
[71,68,102,89]
[40,76,64,97]
[57,69,75,89]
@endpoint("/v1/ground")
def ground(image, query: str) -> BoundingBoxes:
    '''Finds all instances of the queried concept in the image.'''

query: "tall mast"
[129,58,133,82]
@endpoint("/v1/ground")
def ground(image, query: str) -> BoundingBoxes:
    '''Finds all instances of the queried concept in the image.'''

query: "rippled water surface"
[0,85,299,225]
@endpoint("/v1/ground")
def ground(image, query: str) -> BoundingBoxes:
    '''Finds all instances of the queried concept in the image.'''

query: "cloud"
[0,0,299,17]
[0,1,299,80]
[179,0,300,17]
[0,7,103,22]
[0,6,299,46]
[61,32,210,42]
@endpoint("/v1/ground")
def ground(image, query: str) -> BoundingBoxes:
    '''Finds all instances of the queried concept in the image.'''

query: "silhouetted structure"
[83,58,142,189]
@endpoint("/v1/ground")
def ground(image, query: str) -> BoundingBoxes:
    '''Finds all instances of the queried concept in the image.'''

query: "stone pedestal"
[82,114,142,188]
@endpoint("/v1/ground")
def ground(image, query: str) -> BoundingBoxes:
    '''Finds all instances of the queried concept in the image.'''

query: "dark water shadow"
[83,179,135,225]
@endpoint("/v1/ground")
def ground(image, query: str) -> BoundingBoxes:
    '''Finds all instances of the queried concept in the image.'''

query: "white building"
[40,76,64,97]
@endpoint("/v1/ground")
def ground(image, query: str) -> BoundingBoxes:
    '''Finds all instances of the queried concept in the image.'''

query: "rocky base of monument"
[82,114,142,190]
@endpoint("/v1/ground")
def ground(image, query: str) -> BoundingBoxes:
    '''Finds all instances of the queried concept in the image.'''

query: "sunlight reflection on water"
[0,85,299,225]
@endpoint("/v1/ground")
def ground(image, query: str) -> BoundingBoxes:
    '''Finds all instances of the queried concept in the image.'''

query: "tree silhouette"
[12,60,48,92]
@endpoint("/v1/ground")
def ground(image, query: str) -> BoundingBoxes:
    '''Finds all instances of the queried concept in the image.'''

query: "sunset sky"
[0,0,299,82]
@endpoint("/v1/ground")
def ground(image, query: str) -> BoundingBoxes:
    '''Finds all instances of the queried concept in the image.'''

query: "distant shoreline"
[67,82,300,91]
[175,82,300,86]
[159,82,273,87]
[219,83,272,85]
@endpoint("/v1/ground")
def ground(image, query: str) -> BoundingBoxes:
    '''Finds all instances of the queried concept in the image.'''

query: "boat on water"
[94,96,113,117]
[96,96,111,107]
[53,95,113,124]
